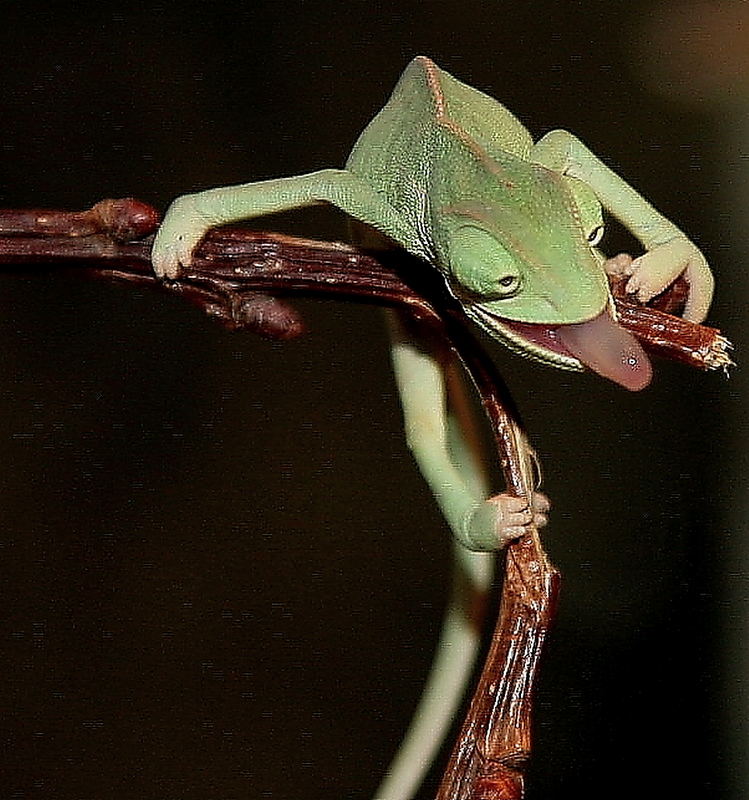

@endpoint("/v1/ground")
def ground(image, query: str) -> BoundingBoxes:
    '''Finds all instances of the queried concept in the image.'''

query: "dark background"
[1,2,746,798]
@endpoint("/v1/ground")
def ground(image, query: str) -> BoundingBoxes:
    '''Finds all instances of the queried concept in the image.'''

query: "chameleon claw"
[532,492,551,515]
[150,240,184,280]
[151,194,211,279]
[466,491,551,550]
[602,252,634,278]
[625,238,714,322]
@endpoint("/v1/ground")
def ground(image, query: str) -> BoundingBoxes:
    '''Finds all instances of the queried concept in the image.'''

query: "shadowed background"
[1,2,746,798]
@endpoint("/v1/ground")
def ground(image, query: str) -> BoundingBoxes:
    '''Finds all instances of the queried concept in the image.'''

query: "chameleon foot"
[151,194,212,279]
[602,252,634,278]
[465,492,549,551]
[625,238,714,323]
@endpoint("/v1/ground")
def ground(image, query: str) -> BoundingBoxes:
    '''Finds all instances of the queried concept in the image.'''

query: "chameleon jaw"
[465,303,585,371]
[467,303,653,391]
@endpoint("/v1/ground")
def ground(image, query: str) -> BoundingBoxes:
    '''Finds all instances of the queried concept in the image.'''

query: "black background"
[1,2,746,798]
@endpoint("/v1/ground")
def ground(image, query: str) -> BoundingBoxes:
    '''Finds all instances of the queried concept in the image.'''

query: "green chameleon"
[151,56,714,799]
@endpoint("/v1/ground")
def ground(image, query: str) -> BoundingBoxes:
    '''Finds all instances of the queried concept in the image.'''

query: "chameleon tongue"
[555,310,652,391]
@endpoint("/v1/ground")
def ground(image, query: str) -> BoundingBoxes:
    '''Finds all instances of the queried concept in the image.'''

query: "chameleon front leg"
[531,130,714,322]
[151,169,425,278]
[376,312,547,800]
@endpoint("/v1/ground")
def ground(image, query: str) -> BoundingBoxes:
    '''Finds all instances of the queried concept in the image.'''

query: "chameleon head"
[433,188,652,391]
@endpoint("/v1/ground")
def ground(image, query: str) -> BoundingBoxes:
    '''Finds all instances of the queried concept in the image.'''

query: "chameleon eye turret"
[445,225,522,299]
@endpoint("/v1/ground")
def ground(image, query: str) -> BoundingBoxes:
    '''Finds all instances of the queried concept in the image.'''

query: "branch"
[0,199,732,371]
[0,199,732,800]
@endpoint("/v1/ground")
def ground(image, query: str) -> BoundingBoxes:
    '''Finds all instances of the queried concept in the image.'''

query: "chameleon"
[151,56,714,799]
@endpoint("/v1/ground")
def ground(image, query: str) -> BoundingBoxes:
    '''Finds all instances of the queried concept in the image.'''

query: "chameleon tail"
[373,545,494,800]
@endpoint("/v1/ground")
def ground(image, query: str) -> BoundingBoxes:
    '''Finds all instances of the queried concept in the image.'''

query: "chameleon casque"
[151,57,714,799]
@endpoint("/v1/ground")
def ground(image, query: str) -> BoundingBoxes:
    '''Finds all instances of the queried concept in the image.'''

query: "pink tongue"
[555,311,652,391]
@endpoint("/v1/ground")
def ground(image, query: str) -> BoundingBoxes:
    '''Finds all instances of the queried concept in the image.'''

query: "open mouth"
[468,305,653,391]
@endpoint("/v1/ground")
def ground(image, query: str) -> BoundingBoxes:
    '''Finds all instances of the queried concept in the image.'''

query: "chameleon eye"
[587,225,604,247]
[447,226,522,299]
[497,274,521,296]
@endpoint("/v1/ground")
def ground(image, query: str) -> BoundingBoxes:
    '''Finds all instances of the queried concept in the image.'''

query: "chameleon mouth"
[468,305,652,391]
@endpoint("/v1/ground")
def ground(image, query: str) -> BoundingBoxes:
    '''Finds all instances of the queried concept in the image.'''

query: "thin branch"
[0,199,732,371]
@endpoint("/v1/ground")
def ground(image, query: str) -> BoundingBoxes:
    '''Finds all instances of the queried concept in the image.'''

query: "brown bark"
[0,199,731,372]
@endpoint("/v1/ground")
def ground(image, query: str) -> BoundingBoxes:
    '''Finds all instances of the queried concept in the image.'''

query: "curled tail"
[374,545,494,800]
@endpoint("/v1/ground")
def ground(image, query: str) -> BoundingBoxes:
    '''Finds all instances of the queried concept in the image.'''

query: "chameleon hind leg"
[375,313,548,800]
[151,168,424,278]
[388,313,547,553]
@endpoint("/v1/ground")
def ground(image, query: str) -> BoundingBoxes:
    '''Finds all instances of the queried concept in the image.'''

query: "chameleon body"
[151,57,714,799]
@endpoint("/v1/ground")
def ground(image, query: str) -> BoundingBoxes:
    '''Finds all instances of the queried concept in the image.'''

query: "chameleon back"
[345,56,534,253]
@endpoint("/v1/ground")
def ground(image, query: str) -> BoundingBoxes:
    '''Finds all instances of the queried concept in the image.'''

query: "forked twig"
[0,199,731,799]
